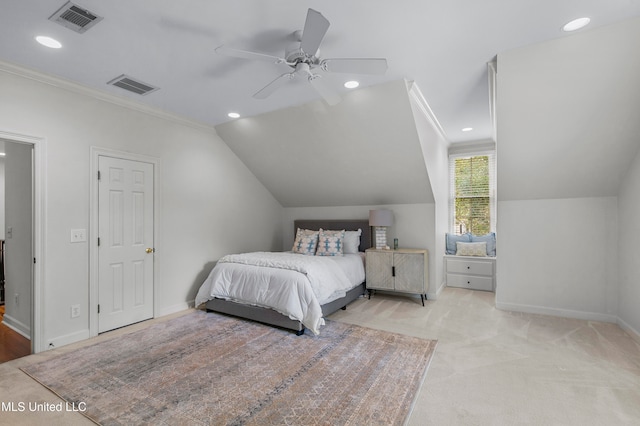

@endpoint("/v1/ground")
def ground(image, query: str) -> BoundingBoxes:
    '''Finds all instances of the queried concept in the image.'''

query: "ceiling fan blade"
[215,45,285,64]
[321,58,388,75]
[300,9,330,56]
[253,73,295,99]
[308,75,341,106]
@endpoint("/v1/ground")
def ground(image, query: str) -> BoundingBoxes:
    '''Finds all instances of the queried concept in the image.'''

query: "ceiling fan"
[215,8,388,106]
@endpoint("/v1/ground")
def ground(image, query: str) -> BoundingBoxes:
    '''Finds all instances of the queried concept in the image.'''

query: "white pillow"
[343,229,362,254]
[456,241,487,257]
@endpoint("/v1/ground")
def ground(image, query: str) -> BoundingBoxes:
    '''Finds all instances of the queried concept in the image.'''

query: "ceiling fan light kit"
[215,8,388,106]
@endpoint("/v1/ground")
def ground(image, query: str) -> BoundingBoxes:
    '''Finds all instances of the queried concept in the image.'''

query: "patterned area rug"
[21,310,437,425]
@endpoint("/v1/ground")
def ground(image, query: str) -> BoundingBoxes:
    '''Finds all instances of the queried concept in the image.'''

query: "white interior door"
[98,156,154,333]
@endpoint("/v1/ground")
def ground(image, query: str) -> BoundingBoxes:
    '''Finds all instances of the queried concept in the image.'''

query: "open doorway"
[0,131,44,359]
[0,139,33,362]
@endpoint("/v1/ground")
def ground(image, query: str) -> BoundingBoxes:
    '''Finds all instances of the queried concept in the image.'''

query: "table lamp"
[369,209,393,249]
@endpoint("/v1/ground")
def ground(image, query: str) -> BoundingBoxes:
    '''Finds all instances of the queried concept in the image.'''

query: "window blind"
[449,151,496,235]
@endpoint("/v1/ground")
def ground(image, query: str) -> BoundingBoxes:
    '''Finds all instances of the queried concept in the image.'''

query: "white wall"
[494,19,640,325]
[282,203,440,298]
[0,67,283,350]
[618,149,640,337]
[408,82,451,295]
[496,197,619,322]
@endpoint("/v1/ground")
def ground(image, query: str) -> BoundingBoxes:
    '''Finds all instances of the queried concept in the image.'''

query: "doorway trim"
[89,147,161,337]
[0,130,46,353]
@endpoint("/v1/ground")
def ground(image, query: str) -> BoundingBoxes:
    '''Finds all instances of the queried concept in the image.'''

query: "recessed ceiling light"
[462,127,473,132]
[344,81,359,89]
[562,17,590,32]
[35,35,62,49]
[0,153,5,157]
[228,112,240,118]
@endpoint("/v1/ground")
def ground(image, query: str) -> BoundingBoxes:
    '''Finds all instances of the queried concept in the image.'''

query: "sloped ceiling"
[2,1,640,144]
[497,17,640,201]
[215,79,433,207]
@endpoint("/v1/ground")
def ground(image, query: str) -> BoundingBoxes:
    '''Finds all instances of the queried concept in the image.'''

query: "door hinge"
[97,304,100,314]
[34,257,36,264]
[392,266,395,277]
[97,170,101,181]
[97,237,100,247]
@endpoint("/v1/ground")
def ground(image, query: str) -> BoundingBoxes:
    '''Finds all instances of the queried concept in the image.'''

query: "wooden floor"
[0,304,31,363]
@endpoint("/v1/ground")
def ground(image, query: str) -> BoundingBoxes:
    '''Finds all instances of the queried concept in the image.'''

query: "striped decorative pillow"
[456,241,487,257]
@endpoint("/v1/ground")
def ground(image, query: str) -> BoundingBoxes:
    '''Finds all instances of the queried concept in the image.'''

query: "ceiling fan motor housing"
[285,42,319,66]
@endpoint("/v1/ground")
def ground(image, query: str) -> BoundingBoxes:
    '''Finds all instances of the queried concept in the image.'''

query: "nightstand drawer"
[446,274,493,291]
[446,259,493,276]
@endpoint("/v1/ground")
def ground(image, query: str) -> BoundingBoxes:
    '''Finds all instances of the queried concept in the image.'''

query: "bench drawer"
[446,259,493,276]
[446,274,494,291]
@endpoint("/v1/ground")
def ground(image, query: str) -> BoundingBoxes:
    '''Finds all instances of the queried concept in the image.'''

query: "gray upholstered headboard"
[293,219,372,253]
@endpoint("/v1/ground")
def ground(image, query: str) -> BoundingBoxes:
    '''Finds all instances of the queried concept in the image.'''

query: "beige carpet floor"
[2,287,640,425]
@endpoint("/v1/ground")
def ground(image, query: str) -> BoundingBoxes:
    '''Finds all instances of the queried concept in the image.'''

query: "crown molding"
[406,79,450,144]
[0,60,217,134]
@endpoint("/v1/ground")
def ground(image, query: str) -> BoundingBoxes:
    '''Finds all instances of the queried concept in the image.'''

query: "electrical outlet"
[71,304,80,318]
[70,229,87,243]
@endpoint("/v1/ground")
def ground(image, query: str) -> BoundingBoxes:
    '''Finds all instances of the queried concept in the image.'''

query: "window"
[449,152,496,235]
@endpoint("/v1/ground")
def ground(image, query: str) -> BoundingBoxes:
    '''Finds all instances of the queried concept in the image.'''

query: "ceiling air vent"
[107,75,159,96]
[49,1,103,34]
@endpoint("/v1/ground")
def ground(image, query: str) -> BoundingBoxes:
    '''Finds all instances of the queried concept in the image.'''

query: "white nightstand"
[365,248,429,306]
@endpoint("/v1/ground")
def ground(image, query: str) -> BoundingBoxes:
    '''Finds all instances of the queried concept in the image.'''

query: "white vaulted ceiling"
[216,79,434,208]
[2,2,640,209]
[1,1,639,143]
[497,17,640,201]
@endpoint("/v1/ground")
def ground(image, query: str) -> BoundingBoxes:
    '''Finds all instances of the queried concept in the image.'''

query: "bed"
[195,220,371,335]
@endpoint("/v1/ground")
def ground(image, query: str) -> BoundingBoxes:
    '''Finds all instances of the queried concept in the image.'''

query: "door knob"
[145,248,154,254]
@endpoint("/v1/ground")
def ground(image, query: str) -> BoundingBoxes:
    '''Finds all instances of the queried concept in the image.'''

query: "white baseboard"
[46,329,91,351]
[617,317,640,344]
[2,314,31,339]
[156,301,194,318]
[495,301,618,324]
[427,281,446,301]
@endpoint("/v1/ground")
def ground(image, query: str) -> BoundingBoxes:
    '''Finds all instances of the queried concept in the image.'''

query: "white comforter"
[195,252,365,334]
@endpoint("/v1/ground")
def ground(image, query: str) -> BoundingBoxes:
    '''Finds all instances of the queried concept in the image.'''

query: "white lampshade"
[369,209,393,227]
